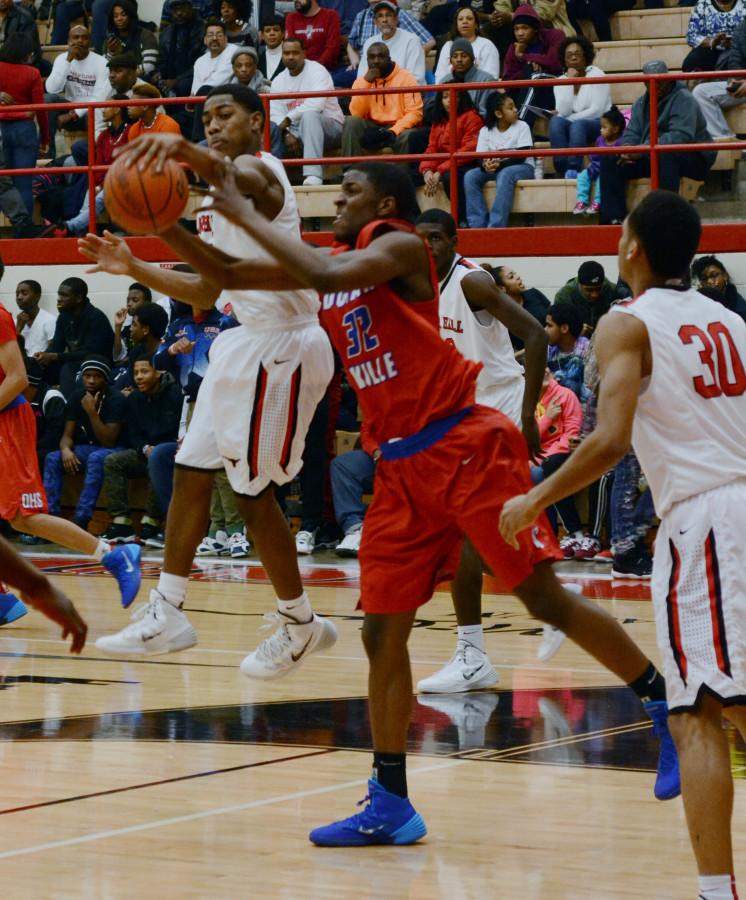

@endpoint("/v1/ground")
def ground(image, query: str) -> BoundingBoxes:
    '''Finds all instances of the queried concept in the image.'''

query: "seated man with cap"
[599,59,716,225]
[42,355,128,533]
[343,41,423,159]
[554,260,630,335]
[431,38,497,120]
[359,0,426,84]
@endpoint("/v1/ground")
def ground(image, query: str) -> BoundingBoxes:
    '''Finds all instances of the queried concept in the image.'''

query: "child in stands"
[573,104,626,216]
[545,301,589,399]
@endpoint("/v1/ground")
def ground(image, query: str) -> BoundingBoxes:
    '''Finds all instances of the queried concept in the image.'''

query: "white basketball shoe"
[240,611,338,679]
[416,641,499,694]
[95,590,198,655]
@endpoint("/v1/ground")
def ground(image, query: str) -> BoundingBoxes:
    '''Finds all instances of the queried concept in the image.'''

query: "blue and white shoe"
[309,779,427,847]
[102,543,142,609]
[644,699,681,800]
[0,591,28,626]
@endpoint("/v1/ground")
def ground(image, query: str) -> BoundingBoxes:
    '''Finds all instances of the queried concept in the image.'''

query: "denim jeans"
[464,163,534,229]
[548,116,600,174]
[330,449,375,534]
[43,444,124,523]
[610,451,656,554]
[65,188,106,235]
[52,0,112,49]
[0,119,39,216]
[147,441,177,518]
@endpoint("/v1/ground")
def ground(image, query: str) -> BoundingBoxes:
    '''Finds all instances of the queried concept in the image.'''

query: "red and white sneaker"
[559,535,581,559]
[572,201,588,215]
[574,536,601,560]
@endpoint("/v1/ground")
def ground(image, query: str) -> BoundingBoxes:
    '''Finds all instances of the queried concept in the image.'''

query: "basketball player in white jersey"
[79,85,338,678]
[414,210,550,693]
[501,191,746,900]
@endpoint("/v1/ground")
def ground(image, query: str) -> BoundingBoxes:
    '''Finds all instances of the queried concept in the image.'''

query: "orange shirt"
[127,113,182,141]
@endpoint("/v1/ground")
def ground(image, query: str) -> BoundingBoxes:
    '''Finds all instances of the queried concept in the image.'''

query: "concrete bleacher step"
[594,37,689,73]
[611,7,688,41]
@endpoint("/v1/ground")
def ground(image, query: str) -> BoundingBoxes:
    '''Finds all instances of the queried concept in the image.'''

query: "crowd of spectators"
[9,249,745,567]
[0,0,739,234]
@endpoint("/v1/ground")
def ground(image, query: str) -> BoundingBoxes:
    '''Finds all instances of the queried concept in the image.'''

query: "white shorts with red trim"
[175,317,333,496]
[652,479,746,712]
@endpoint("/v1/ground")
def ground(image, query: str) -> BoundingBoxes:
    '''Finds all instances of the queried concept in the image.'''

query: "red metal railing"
[1,68,744,233]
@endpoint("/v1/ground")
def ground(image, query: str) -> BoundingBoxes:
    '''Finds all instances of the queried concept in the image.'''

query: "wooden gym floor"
[0,549,743,899]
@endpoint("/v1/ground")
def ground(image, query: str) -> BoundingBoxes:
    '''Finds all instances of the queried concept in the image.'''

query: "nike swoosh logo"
[357,825,386,835]
[679,527,692,535]
[461,456,474,466]
[123,555,134,573]
[290,635,313,662]
[274,358,291,365]
[462,667,483,680]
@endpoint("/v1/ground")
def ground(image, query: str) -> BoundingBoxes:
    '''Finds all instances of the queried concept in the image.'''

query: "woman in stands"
[548,35,610,179]
[104,0,159,76]
[0,34,48,217]
[220,0,258,46]
[683,0,746,71]
[434,7,500,81]
[489,265,551,350]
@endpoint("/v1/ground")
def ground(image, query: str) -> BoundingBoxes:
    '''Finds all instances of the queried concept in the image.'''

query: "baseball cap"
[577,261,605,286]
[373,0,398,13]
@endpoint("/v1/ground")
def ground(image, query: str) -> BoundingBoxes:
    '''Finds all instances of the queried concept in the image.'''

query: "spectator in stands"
[463,92,534,228]
[502,5,564,84]
[113,283,151,365]
[434,6,500,82]
[42,355,127,531]
[609,450,655,578]
[152,0,206,101]
[693,17,746,138]
[343,41,423,158]
[0,34,48,216]
[489,264,551,349]
[127,83,181,138]
[23,356,66,474]
[35,277,115,396]
[104,0,159,77]
[101,358,183,545]
[601,60,716,225]
[125,290,168,374]
[231,47,271,92]
[15,280,55,356]
[545,301,589,399]
[418,88,482,224]
[191,19,236,94]
[322,0,368,38]
[286,0,342,70]
[330,431,376,558]
[359,0,426,83]
[524,0,575,36]
[347,0,433,83]
[220,0,258,46]
[691,254,746,320]
[45,25,109,153]
[573,103,625,216]
[0,0,46,75]
[684,0,746,72]
[52,94,130,238]
[0,152,54,237]
[258,14,286,80]
[161,0,214,24]
[436,38,499,120]
[549,35,610,178]
[463,0,514,67]
[270,36,344,185]
[554,260,628,334]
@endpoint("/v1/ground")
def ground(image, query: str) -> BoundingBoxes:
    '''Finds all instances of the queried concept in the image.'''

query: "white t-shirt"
[191,44,236,95]
[435,37,500,82]
[270,60,344,126]
[475,120,534,170]
[45,51,110,119]
[553,65,610,121]
[264,45,284,79]
[360,28,425,84]
[20,308,57,356]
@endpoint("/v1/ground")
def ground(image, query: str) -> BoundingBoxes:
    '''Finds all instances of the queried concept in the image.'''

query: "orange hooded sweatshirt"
[349,62,423,136]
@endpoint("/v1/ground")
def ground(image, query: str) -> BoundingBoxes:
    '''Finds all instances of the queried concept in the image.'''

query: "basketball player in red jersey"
[84,159,680,846]
[501,191,746,900]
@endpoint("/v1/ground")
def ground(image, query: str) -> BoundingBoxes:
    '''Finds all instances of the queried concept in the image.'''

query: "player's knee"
[361,614,408,662]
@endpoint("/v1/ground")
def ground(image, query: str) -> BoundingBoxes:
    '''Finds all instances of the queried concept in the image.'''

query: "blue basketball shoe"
[102,543,142,608]
[309,779,427,847]
[644,699,681,800]
[0,589,27,626]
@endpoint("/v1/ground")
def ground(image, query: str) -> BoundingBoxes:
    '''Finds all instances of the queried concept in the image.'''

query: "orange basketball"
[104,155,189,235]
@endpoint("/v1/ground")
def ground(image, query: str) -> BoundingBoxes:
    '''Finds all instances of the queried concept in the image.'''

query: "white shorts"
[477,376,524,426]
[176,316,334,496]
[652,479,746,712]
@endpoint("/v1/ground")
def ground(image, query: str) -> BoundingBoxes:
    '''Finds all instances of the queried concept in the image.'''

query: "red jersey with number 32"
[319,220,481,446]
[613,286,746,517]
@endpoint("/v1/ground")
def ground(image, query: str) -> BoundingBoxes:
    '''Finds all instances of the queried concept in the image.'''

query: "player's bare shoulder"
[371,229,433,302]
[232,153,285,219]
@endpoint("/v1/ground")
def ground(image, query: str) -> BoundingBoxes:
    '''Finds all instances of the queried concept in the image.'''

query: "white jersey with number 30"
[613,286,746,518]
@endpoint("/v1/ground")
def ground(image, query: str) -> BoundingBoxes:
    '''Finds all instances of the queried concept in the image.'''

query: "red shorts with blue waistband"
[0,400,48,520]
[358,404,561,614]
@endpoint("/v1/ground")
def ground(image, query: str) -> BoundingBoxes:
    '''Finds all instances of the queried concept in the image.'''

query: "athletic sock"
[93,539,111,561]
[627,661,667,704]
[157,572,188,609]
[278,592,313,624]
[373,752,408,798]
[457,624,485,653]
[698,874,738,899]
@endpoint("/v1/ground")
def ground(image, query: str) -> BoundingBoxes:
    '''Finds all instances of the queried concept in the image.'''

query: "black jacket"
[2,6,44,72]
[126,372,183,453]
[258,46,285,80]
[158,17,205,82]
[49,299,115,367]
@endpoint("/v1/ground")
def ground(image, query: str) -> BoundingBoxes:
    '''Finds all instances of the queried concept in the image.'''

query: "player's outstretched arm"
[0,336,29,412]
[0,537,87,653]
[78,232,221,309]
[499,313,649,547]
